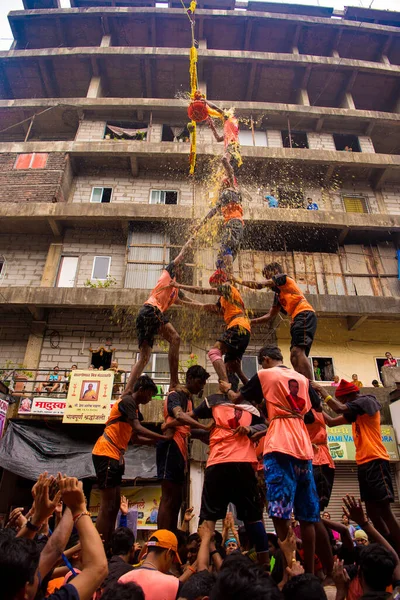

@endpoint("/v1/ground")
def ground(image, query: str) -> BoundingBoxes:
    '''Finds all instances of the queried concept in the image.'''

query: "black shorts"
[156,439,186,485]
[219,219,244,262]
[358,459,394,503]
[136,304,169,348]
[200,462,263,523]
[313,464,335,511]
[290,310,317,356]
[219,325,250,362]
[92,454,124,489]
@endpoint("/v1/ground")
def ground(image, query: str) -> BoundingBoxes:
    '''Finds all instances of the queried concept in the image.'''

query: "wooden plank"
[293,252,308,293]
[364,245,382,297]
[321,253,337,295]
[331,254,346,296]
[372,246,392,298]
[313,254,327,295]
[344,244,374,296]
[377,243,400,298]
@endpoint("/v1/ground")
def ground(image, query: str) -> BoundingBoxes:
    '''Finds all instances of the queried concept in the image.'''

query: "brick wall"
[0,153,69,203]
[62,228,126,286]
[0,234,51,287]
[0,316,30,367]
[70,174,196,205]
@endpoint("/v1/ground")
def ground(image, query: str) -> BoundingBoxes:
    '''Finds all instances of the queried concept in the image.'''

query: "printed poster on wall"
[89,486,161,530]
[327,424,399,461]
[0,396,8,438]
[63,370,114,424]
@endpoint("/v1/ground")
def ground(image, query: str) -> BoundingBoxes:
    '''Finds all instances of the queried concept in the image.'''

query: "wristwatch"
[25,517,41,532]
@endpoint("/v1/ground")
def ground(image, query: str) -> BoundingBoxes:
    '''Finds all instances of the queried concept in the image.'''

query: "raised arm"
[208,118,224,143]
[59,477,108,600]
[173,232,197,266]
[251,305,280,326]
[39,506,74,580]
[172,282,219,296]
[312,383,349,415]
[233,277,271,290]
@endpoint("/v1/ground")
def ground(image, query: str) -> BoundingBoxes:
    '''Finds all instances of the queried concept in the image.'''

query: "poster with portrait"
[63,370,114,424]
[89,486,161,530]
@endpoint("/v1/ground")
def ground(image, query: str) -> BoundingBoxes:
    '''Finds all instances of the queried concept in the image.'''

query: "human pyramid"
[89,100,400,591]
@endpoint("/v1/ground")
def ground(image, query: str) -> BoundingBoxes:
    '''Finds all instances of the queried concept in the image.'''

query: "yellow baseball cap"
[146,529,182,564]
[354,530,368,541]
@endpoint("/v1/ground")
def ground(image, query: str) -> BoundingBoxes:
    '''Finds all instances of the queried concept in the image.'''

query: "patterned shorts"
[264,452,320,522]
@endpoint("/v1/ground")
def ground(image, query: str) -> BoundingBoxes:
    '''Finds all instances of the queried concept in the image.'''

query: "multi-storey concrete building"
[1,0,400,523]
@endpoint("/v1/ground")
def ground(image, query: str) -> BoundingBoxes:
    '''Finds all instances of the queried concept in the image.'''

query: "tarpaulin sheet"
[0,420,157,481]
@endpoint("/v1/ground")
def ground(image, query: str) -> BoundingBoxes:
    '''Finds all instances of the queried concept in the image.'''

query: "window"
[56,256,78,288]
[14,153,48,169]
[342,196,368,214]
[90,187,112,203]
[91,256,111,281]
[333,134,361,152]
[150,191,178,205]
[242,356,258,380]
[162,125,190,142]
[239,131,268,147]
[125,230,170,289]
[309,357,335,382]
[105,122,147,141]
[281,131,308,149]
[141,354,170,381]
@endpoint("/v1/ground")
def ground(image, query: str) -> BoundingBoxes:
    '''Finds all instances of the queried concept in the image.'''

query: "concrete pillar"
[297,88,310,106]
[292,46,299,55]
[340,92,356,110]
[189,460,204,533]
[87,75,103,99]
[381,54,390,66]
[23,321,47,369]
[100,34,112,47]
[40,243,63,287]
[374,190,389,215]
[331,49,340,58]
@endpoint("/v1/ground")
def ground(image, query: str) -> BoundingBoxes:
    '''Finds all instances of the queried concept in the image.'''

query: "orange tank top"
[145,267,178,314]
[163,391,193,461]
[218,284,251,332]
[273,275,314,320]
[92,400,136,461]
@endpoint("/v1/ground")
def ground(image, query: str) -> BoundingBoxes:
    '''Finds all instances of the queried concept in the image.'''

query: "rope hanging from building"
[181,0,221,175]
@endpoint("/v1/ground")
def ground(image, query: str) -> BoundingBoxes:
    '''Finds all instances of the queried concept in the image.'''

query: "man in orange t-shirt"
[235,262,316,380]
[315,379,400,555]
[195,178,243,276]
[92,375,167,544]
[172,269,251,388]
[191,390,269,565]
[123,232,197,393]
[221,344,320,574]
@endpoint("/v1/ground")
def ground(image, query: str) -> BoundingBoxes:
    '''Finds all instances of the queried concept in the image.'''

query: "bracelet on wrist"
[324,395,333,403]
[187,566,197,574]
[73,511,91,525]
[25,518,41,532]
[210,550,219,557]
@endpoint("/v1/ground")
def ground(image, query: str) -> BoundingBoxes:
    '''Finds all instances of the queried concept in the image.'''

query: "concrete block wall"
[358,136,376,153]
[0,234,51,287]
[70,174,195,205]
[308,133,336,151]
[0,318,30,367]
[0,153,68,203]
[381,185,400,215]
[37,309,193,373]
[75,119,106,142]
[266,130,283,148]
[62,228,126,287]
[328,185,380,214]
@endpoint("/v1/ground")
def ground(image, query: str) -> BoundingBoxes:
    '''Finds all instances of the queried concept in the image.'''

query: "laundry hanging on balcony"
[106,125,148,140]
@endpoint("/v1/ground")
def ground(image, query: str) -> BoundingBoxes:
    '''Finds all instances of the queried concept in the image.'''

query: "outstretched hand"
[332,558,350,588]
[31,472,62,526]
[219,381,231,394]
[184,507,195,523]
[342,495,368,527]
[120,495,129,516]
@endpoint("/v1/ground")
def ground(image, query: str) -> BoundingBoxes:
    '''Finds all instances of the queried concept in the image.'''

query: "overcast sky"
[0,0,398,50]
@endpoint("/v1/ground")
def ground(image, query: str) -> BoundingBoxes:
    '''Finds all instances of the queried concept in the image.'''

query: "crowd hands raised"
[3,468,400,600]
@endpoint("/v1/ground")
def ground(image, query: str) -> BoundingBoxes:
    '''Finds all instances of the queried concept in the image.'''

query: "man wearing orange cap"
[119,529,182,599]
[171,271,250,387]
[313,379,400,554]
